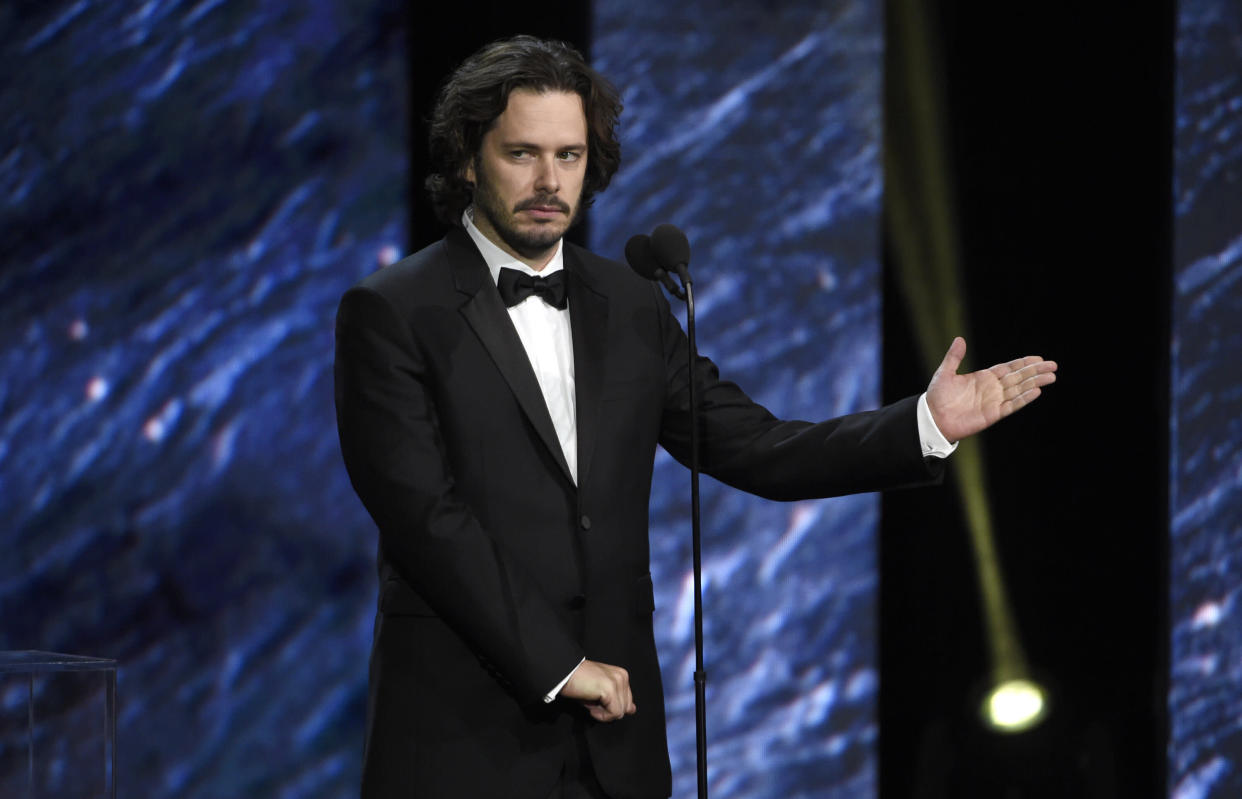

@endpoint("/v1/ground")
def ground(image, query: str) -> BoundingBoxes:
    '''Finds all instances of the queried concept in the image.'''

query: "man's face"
[466,89,588,269]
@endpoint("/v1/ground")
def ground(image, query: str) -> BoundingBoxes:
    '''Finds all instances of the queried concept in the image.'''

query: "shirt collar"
[462,208,564,285]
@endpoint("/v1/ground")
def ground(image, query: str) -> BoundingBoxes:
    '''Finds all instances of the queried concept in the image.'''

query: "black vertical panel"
[882,2,1172,797]
[406,2,591,251]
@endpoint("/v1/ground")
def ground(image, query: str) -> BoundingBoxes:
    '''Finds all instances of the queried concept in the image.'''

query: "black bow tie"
[497,267,567,309]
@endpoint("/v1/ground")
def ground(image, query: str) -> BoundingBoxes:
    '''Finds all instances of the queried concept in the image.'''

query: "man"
[334,36,1056,799]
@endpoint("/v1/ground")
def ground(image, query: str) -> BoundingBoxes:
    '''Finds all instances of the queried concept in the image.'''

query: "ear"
[463,159,476,188]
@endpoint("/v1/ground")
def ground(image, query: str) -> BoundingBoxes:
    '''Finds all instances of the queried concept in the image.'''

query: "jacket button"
[580,514,591,530]
[568,594,587,610]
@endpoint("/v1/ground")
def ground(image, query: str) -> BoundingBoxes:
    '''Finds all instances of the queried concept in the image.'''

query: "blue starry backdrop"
[592,3,883,798]
[1169,0,1242,797]
[0,0,882,797]
[1,1,405,795]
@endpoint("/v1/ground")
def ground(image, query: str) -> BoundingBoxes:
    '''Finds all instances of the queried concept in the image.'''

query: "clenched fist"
[561,659,637,722]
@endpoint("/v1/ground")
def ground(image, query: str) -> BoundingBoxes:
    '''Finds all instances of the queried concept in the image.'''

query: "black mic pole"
[652,225,707,799]
[625,229,707,799]
[682,270,708,799]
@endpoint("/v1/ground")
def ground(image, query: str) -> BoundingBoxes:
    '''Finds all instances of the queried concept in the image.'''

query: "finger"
[599,693,635,719]
[938,336,967,375]
[1007,368,1058,395]
[991,356,1034,377]
[991,355,1052,381]
[586,696,634,723]
[1005,386,1042,413]
[998,359,1058,388]
[1024,371,1057,390]
[1012,357,1056,375]
[613,670,633,718]
[590,696,620,722]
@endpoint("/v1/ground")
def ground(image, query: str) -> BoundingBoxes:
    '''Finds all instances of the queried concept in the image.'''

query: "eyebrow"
[498,140,588,151]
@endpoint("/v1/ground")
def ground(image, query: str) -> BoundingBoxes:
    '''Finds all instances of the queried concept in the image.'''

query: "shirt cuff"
[917,392,958,459]
[544,658,586,703]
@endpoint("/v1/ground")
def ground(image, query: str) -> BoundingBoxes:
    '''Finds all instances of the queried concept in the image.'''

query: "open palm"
[926,337,1058,443]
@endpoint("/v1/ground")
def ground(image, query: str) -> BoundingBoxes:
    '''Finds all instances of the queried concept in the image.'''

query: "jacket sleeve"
[653,287,941,500]
[334,285,584,703]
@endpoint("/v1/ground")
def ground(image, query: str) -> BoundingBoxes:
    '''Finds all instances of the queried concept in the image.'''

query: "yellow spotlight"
[982,678,1048,733]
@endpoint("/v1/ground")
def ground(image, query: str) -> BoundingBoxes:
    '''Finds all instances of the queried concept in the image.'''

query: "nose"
[534,154,560,194]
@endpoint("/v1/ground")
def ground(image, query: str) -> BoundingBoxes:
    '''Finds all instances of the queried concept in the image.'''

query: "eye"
[509,149,532,160]
[557,150,583,162]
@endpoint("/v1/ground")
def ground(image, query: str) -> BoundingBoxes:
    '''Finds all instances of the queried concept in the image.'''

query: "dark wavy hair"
[425,36,623,225]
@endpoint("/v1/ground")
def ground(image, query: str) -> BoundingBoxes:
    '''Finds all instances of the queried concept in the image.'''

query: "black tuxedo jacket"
[334,227,938,799]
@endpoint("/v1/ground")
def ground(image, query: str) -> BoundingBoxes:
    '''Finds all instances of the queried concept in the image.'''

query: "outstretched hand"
[926,337,1057,443]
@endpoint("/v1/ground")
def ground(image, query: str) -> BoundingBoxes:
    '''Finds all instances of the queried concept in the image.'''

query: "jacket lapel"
[565,246,609,489]
[446,229,575,484]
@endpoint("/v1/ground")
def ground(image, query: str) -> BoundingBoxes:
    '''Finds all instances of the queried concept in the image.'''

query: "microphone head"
[625,234,663,280]
[650,223,691,270]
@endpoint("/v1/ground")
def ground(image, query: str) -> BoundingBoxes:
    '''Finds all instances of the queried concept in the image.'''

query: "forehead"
[487,89,587,144]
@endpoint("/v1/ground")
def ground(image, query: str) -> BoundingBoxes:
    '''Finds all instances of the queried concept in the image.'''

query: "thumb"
[937,336,966,376]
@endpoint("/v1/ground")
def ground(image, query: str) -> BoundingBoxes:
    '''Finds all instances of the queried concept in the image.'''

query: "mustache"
[514,195,570,213]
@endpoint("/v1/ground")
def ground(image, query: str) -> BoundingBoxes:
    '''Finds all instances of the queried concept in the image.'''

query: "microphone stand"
[673,264,707,799]
[627,231,706,799]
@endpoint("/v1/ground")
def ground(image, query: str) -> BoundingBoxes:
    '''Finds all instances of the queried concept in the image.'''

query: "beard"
[470,170,581,260]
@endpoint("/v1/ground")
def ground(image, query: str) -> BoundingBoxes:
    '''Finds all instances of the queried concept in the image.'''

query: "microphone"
[628,223,707,799]
[650,223,692,285]
[624,233,660,280]
[625,233,685,300]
